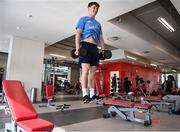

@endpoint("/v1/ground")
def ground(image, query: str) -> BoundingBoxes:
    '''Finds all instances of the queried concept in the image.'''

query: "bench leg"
[5,119,16,132]
[108,106,127,120]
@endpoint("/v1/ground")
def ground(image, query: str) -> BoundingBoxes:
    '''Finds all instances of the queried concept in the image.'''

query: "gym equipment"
[99,50,112,60]
[70,48,87,59]
[103,100,153,126]
[142,95,179,114]
[2,80,54,132]
[39,84,70,110]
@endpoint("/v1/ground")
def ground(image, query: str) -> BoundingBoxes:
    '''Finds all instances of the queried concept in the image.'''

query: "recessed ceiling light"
[16,26,20,30]
[159,58,166,61]
[27,14,33,18]
[142,50,150,54]
[107,36,120,42]
[150,63,157,67]
[116,16,121,23]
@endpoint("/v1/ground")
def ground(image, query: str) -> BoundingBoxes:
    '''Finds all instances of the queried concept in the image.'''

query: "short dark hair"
[88,2,100,8]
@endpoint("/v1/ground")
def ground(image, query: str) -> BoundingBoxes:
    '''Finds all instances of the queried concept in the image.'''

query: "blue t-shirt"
[76,16,102,44]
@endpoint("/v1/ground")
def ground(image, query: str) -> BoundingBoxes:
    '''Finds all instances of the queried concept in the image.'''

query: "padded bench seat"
[104,100,152,109]
[144,96,162,102]
[17,118,54,131]
[133,103,153,109]
[103,100,134,107]
[2,80,54,132]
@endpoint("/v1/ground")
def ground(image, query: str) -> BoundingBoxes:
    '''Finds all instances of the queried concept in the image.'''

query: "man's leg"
[88,66,97,99]
[81,63,90,101]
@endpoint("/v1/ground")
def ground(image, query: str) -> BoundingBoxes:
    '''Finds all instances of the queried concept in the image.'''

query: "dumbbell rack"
[110,77,121,96]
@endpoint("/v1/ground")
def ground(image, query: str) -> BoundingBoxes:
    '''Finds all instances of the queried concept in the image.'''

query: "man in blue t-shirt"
[75,1,105,103]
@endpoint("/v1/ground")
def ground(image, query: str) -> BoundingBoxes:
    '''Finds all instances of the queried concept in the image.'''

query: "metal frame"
[104,105,152,126]
[142,98,176,113]
[5,119,17,132]
[39,98,70,110]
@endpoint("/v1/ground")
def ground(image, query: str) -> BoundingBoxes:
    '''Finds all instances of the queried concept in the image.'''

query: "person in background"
[124,77,132,93]
[162,75,176,95]
[112,74,117,93]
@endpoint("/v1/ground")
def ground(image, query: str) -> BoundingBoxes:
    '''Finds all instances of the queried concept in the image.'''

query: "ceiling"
[0,0,180,71]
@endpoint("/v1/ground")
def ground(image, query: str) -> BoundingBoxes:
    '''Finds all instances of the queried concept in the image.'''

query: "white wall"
[0,41,9,53]
[6,36,44,101]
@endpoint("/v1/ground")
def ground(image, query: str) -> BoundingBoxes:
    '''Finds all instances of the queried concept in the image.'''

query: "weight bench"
[142,96,176,113]
[2,80,54,132]
[39,84,70,110]
[103,100,153,126]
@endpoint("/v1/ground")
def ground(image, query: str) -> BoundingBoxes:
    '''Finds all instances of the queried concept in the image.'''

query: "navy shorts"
[79,41,99,66]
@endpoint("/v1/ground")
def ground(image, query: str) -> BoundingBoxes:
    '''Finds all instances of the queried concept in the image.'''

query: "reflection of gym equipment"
[42,57,63,99]
[103,100,153,126]
[95,67,108,104]
[39,85,70,110]
[2,80,54,132]
[96,67,108,95]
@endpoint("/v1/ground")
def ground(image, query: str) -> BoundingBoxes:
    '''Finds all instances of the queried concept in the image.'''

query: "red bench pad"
[17,118,54,131]
[103,100,152,109]
[134,103,153,109]
[115,92,127,95]
[2,80,38,121]
[46,85,55,100]
[99,94,106,97]
[144,96,162,102]
[103,100,134,107]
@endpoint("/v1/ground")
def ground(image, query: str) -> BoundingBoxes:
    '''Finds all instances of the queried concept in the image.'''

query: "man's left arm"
[99,35,105,50]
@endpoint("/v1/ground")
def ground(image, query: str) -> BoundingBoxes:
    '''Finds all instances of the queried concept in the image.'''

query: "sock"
[90,88,95,98]
[82,88,87,97]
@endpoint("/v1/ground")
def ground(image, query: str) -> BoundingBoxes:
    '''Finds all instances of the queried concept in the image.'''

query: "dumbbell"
[70,48,87,59]
[99,50,112,60]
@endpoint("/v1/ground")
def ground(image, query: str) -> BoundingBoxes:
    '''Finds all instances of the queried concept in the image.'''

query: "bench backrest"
[2,80,38,121]
[46,84,54,99]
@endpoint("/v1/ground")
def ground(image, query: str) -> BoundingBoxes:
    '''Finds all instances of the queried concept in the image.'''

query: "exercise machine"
[39,84,70,110]
[103,99,153,126]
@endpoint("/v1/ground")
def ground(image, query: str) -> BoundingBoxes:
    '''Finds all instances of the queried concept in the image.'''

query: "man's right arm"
[75,29,82,55]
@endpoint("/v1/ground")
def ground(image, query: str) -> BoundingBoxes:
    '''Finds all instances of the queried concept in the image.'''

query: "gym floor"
[0,94,180,132]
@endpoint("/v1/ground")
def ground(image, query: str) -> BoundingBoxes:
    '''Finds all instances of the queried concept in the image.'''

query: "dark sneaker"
[95,96,102,100]
[83,95,89,101]
[91,94,97,100]
[84,97,92,103]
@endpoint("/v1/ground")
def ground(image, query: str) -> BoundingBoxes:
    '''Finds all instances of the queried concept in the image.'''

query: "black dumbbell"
[99,50,112,60]
[70,48,87,59]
